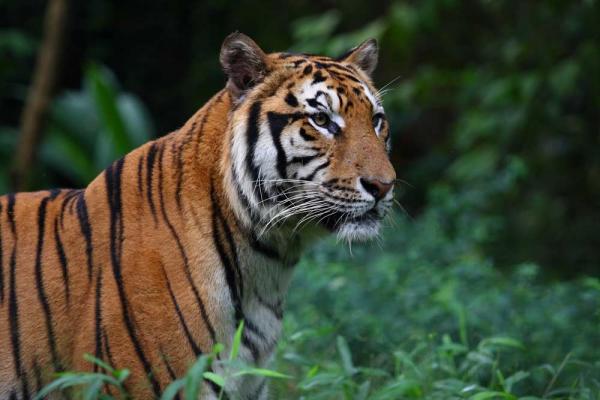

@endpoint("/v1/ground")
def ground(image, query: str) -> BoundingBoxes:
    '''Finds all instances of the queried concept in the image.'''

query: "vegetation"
[1,0,598,399]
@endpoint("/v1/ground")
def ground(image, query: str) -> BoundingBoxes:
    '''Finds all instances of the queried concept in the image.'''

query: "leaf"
[336,336,357,376]
[117,94,153,146]
[299,373,344,390]
[83,379,104,400]
[370,379,422,399]
[504,371,529,393]
[86,63,132,156]
[355,380,371,400]
[202,372,225,388]
[184,356,210,400]
[230,320,245,361]
[114,368,130,383]
[479,337,524,351]
[470,391,517,400]
[160,378,185,400]
[84,353,115,374]
[233,368,292,379]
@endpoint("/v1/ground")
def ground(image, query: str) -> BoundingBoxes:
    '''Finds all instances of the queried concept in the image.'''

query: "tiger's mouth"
[321,208,381,232]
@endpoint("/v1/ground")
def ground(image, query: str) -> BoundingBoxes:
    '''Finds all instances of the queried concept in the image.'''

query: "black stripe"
[268,111,303,180]
[7,193,16,234]
[75,191,93,281]
[245,102,264,201]
[161,349,178,381]
[285,92,298,107]
[160,262,202,356]
[303,159,330,181]
[254,289,283,319]
[33,358,43,394]
[267,112,290,179]
[8,244,29,399]
[35,196,61,370]
[105,158,162,396]
[163,352,183,400]
[54,217,70,304]
[94,267,103,372]
[312,71,326,84]
[49,188,61,200]
[101,326,119,399]
[174,125,194,214]
[9,390,17,400]
[7,193,29,399]
[250,379,267,400]
[299,127,316,142]
[315,60,356,73]
[231,162,257,224]
[242,333,260,362]
[211,187,266,362]
[244,318,268,341]
[146,142,159,224]
[137,152,145,195]
[249,233,280,260]
[157,146,217,343]
[102,328,116,367]
[59,190,78,230]
[211,190,243,323]
[329,69,361,83]
[288,155,320,165]
[212,187,244,301]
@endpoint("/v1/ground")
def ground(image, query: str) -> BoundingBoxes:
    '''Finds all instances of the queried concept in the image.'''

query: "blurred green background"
[1,1,599,399]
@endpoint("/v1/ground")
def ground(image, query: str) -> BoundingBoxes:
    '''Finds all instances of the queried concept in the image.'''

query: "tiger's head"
[221,33,396,242]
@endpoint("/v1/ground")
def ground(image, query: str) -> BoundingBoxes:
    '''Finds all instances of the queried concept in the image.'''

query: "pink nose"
[359,177,394,201]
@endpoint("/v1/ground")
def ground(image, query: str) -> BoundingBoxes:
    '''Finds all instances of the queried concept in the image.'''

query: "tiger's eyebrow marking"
[312,71,326,84]
[306,90,331,110]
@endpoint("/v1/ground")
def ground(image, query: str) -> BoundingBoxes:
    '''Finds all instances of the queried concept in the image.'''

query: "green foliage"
[34,354,130,400]
[38,323,289,400]
[272,207,600,398]
[39,63,154,187]
[0,63,153,191]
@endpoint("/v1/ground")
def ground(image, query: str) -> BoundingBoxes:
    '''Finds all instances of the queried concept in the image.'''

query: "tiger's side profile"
[0,33,395,399]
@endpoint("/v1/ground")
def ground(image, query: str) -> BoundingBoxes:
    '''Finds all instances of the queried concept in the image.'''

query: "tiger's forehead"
[270,52,383,115]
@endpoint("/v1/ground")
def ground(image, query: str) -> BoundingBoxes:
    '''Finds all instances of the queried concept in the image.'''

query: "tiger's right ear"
[220,32,269,100]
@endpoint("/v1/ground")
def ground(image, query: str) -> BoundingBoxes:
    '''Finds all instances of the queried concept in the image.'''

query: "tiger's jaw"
[321,208,383,242]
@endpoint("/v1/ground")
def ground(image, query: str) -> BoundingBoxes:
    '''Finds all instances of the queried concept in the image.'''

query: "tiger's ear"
[337,38,379,77]
[220,32,269,100]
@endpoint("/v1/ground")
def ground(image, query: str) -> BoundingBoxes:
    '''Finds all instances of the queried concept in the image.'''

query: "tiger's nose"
[359,177,394,201]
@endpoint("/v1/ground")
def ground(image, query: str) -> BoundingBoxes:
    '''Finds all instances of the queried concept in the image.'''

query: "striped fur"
[0,33,395,399]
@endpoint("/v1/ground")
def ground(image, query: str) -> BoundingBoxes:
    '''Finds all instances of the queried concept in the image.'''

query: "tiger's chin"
[321,209,383,242]
[335,219,382,242]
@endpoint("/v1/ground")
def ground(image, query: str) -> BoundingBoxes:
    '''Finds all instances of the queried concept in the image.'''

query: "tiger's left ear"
[337,38,379,77]
[220,32,269,100]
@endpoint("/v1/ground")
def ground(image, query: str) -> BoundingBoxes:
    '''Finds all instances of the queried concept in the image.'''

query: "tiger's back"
[0,100,232,396]
[1,33,396,399]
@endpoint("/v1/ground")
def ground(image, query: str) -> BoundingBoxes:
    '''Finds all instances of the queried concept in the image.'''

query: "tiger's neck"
[174,89,302,363]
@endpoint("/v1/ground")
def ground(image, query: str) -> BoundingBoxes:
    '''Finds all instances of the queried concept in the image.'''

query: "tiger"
[0,33,396,399]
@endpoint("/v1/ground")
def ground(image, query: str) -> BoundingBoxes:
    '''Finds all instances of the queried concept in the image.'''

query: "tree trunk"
[12,0,69,191]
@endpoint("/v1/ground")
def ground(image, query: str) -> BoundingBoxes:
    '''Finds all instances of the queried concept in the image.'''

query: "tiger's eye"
[312,112,330,127]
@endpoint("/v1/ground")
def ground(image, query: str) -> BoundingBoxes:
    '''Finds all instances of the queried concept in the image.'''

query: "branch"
[12,0,69,191]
